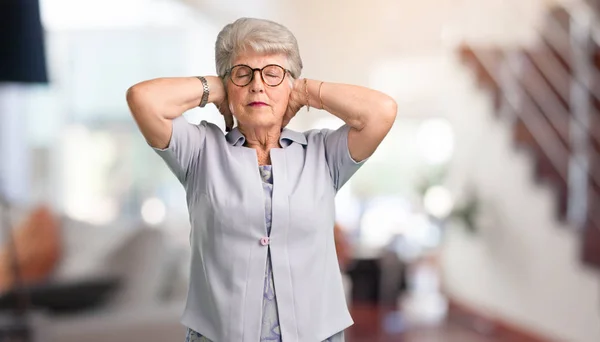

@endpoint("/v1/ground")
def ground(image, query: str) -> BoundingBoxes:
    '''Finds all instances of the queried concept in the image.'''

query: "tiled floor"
[344,259,522,342]
[346,303,508,342]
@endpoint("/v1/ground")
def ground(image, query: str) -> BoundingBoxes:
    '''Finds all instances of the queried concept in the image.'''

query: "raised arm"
[126,76,226,149]
[302,79,397,162]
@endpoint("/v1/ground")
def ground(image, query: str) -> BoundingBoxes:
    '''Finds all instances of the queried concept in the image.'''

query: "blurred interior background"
[0,0,599,341]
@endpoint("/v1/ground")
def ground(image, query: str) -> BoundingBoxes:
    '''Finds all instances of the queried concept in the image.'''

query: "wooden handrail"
[542,9,600,103]
[525,45,600,148]
[473,50,569,181]
[518,56,571,147]
[524,48,570,104]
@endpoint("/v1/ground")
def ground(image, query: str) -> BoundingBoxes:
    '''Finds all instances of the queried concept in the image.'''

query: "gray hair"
[215,18,303,82]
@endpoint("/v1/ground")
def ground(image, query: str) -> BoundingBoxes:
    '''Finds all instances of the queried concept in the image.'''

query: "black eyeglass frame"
[225,64,295,87]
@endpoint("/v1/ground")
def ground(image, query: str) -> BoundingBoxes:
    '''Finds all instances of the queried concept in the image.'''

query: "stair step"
[512,117,569,220]
[581,221,600,267]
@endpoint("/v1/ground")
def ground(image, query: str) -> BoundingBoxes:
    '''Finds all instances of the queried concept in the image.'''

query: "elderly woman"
[126,18,396,342]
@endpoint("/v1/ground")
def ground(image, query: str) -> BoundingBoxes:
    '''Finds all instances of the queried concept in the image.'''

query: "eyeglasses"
[226,64,293,87]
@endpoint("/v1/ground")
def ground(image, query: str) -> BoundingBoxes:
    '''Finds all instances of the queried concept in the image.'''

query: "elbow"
[126,84,143,109]
[126,83,154,119]
[126,85,138,111]
[384,97,397,118]
[381,96,397,126]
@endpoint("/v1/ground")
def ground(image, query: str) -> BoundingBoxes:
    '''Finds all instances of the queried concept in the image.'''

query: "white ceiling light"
[141,197,166,226]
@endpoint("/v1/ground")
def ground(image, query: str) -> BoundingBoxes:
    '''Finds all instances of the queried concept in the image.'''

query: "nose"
[249,70,265,93]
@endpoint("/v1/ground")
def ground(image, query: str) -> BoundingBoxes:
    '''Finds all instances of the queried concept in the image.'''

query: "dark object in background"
[347,256,408,306]
[347,259,381,303]
[0,277,120,315]
[0,0,48,84]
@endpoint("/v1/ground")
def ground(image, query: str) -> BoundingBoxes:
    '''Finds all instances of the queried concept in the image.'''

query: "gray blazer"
[154,116,367,342]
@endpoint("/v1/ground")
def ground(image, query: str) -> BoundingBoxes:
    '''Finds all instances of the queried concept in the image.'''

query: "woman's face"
[226,51,292,129]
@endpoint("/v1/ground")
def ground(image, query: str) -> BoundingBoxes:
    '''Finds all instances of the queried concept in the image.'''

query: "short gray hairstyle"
[215,18,303,82]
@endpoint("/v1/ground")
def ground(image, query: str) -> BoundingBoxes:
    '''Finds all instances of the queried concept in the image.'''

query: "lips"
[248,101,268,106]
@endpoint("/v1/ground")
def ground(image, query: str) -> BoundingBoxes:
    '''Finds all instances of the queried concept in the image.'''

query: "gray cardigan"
[154,116,366,342]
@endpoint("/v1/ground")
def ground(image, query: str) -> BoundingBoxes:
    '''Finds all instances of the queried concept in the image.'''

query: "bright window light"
[416,118,454,165]
[423,185,453,219]
[141,197,166,226]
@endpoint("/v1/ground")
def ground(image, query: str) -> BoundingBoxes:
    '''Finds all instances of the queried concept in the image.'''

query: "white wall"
[440,55,600,342]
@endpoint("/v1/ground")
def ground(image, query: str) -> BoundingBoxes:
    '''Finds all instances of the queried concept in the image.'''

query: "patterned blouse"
[185,165,345,342]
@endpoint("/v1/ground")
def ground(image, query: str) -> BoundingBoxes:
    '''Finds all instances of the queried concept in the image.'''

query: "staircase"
[457,2,600,269]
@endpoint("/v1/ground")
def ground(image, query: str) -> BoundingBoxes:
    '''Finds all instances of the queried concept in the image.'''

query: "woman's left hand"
[216,96,234,132]
[281,78,305,128]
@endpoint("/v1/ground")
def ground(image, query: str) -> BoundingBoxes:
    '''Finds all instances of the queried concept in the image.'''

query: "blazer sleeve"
[152,116,207,184]
[322,124,369,192]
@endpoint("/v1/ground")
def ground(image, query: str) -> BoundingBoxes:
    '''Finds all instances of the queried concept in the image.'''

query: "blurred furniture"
[347,251,407,308]
[347,258,380,303]
[2,205,190,342]
[0,206,61,293]
[0,277,118,315]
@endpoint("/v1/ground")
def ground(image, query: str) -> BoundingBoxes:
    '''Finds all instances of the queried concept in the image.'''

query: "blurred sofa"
[1,205,190,342]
